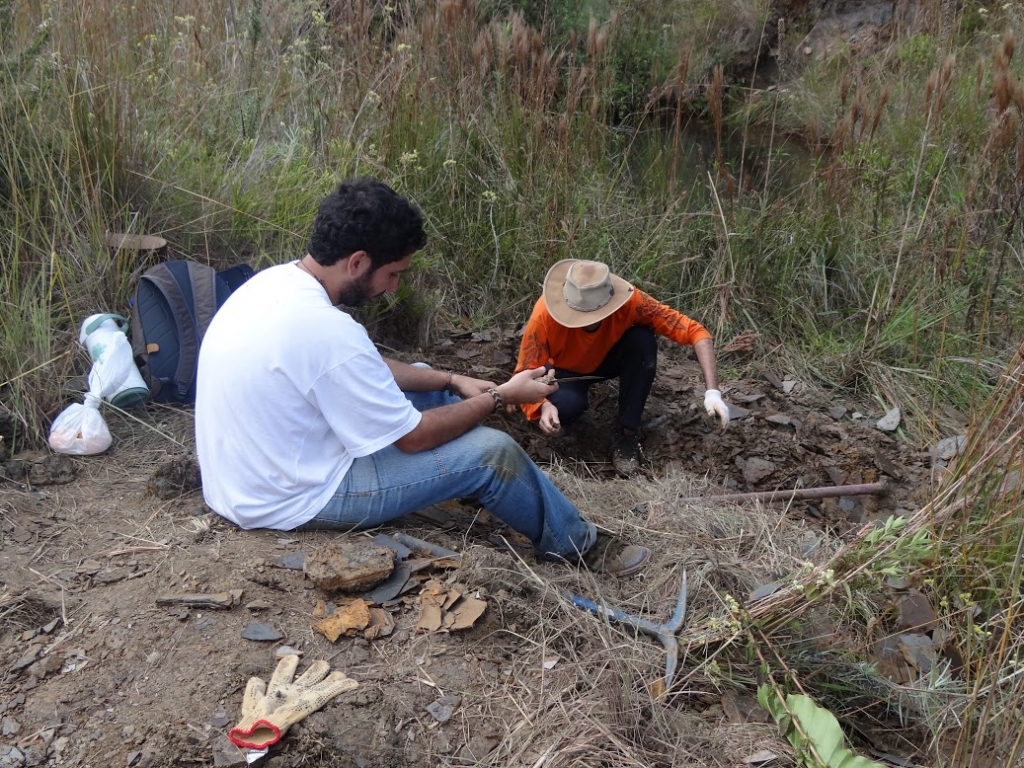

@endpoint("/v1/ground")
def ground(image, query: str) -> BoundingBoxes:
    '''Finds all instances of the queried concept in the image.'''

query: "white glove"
[703,389,730,430]
[229,655,358,749]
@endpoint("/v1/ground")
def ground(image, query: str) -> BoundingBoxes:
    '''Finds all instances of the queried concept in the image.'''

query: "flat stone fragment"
[749,580,787,602]
[211,734,247,767]
[241,623,284,642]
[361,562,412,605]
[876,407,901,432]
[0,745,26,768]
[896,592,938,633]
[933,434,966,463]
[304,541,395,592]
[727,404,751,420]
[270,552,305,570]
[426,695,461,723]
[741,457,776,485]
[898,632,938,673]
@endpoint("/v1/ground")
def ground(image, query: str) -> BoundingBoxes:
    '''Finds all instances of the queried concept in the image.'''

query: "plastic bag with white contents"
[48,392,112,455]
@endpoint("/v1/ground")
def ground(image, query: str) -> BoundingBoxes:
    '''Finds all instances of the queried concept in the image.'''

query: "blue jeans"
[299,388,596,560]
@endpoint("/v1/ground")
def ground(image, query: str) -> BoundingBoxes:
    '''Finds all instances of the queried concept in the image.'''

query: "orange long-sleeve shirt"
[514,289,713,421]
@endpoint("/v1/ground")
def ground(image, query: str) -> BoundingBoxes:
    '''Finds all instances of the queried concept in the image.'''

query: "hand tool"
[563,570,688,695]
[538,373,605,384]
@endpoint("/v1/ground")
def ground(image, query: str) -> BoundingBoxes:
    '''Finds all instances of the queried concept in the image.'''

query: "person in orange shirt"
[515,259,729,476]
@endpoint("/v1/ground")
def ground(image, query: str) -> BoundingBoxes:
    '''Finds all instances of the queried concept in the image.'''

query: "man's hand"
[449,373,494,399]
[497,367,558,406]
[703,389,730,430]
[538,401,561,435]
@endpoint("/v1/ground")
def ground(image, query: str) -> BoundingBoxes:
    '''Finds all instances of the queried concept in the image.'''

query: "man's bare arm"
[395,368,555,453]
[384,357,495,398]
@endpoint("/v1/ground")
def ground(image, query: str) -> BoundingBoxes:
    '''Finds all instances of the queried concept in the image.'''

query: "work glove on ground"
[228,655,358,750]
[703,389,730,430]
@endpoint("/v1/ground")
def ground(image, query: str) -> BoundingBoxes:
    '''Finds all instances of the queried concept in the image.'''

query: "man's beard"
[336,270,375,308]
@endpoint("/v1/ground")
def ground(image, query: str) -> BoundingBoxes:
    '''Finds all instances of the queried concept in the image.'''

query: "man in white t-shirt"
[195,177,649,576]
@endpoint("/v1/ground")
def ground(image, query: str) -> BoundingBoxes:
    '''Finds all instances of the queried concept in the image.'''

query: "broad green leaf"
[757,686,888,768]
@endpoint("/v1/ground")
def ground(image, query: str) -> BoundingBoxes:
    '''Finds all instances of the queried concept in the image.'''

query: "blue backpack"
[129,260,255,403]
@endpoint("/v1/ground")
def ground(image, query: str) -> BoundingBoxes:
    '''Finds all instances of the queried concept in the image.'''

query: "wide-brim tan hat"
[543,259,634,328]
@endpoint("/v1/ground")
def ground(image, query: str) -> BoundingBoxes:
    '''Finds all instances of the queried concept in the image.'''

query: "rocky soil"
[0,330,961,768]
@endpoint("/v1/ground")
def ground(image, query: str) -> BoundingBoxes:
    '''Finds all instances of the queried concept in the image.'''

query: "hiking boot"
[611,436,641,477]
[583,532,651,577]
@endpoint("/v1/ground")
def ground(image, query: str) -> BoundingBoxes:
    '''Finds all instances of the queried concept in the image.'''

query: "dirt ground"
[0,332,948,768]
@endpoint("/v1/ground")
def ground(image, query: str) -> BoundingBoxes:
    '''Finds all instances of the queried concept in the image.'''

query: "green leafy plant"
[757,686,888,768]
[861,515,933,579]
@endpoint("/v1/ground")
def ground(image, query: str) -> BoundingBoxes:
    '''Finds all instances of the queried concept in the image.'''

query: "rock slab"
[305,541,395,592]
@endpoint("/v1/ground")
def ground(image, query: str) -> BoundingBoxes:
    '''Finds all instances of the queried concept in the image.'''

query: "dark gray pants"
[546,326,657,432]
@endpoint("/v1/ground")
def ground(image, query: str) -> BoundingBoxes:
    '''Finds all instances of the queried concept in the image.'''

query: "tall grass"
[706,342,1024,765]
[4,0,1021,432]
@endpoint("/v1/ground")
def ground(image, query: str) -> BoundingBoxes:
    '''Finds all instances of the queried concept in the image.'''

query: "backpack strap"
[142,264,206,401]
[188,262,219,340]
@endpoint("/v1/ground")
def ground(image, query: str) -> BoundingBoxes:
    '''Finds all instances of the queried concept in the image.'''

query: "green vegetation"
[3,0,1024,764]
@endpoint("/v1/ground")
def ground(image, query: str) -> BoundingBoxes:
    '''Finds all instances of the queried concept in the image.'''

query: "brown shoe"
[583,533,651,577]
[611,437,641,477]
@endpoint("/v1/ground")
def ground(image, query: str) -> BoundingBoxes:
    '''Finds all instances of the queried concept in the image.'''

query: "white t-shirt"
[194,262,422,530]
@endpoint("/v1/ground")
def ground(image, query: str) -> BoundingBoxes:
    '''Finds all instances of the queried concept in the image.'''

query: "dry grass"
[0,592,61,634]
[426,463,823,767]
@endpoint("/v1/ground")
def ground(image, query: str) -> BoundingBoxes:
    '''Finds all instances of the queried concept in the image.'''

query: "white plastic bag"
[48,393,112,455]
[79,314,149,408]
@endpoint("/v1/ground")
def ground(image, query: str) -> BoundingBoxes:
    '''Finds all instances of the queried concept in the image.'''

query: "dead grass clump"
[447,466,814,766]
[549,463,835,633]
[0,592,61,634]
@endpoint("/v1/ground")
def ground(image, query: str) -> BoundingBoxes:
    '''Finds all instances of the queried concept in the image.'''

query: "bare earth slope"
[0,337,943,768]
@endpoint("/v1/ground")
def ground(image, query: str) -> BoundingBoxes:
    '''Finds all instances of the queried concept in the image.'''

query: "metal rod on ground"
[678,481,887,506]
[563,570,688,694]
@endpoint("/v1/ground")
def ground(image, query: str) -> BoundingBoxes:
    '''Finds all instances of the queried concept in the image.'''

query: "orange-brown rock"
[304,541,395,592]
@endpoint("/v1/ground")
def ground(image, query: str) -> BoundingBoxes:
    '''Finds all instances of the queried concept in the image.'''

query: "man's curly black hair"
[306,177,426,269]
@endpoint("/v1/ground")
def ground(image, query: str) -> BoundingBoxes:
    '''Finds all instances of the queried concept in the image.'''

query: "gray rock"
[749,580,787,602]
[726,404,750,420]
[209,711,231,728]
[0,745,26,768]
[933,434,966,464]
[896,592,939,633]
[741,457,776,485]
[211,734,248,768]
[269,552,305,570]
[241,623,284,642]
[876,407,901,432]
[426,694,461,723]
